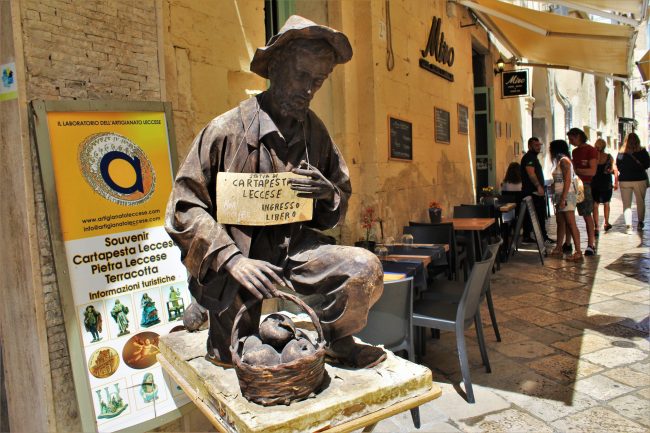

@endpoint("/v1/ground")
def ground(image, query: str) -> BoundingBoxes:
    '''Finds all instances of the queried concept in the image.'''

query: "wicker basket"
[230,291,327,406]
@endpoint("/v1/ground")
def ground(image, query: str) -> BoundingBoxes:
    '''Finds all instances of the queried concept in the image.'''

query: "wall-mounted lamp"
[494,57,506,75]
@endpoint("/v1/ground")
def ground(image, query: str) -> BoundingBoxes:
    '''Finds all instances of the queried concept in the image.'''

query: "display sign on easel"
[509,196,544,265]
[33,101,190,433]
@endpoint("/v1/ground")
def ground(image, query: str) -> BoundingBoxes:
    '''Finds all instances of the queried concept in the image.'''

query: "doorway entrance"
[472,48,495,198]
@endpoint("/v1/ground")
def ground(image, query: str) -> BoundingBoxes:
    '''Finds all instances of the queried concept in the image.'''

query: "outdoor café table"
[381,258,427,294]
[441,217,495,266]
[389,244,448,277]
[498,202,516,213]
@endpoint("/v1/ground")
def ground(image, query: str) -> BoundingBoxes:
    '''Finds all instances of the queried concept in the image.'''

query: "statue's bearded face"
[268,42,335,121]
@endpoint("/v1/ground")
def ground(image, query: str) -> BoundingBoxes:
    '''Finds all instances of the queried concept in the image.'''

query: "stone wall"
[21,0,161,101]
[162,0,266,162]
[327,1,525,243]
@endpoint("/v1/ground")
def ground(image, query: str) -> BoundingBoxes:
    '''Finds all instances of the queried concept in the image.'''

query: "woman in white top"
[501,162,523,192]
[549,140,582,261]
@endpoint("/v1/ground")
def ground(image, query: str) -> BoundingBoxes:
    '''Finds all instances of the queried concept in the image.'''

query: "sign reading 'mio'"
[502,70,529,98]
[420,16,455,82]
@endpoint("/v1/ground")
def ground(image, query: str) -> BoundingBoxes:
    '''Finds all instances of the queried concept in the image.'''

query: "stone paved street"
[372,193,650,433]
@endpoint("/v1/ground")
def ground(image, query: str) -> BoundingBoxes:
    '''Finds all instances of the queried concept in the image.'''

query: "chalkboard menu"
[389,116,412,160]
[457,104,468,135]
[502,70,529,98]
[434,107,450,143]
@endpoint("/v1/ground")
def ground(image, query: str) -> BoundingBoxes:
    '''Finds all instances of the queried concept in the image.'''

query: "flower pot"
[354,240,376,252]
[428,207,442,224]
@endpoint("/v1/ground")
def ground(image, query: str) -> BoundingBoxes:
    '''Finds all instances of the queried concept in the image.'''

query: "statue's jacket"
[165,95,352,312]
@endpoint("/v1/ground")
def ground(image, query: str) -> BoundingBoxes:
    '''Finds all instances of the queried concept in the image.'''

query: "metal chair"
[404,223,469,281]
[355,277,420,428]
[421,238,503,342]
[412,253,496,404]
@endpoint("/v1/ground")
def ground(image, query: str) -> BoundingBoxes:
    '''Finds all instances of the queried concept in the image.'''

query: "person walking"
[568,128,597,256]
[591,138,618,235]
[616,132,650,233]
[520,137,554,244]
[548,140,583,261]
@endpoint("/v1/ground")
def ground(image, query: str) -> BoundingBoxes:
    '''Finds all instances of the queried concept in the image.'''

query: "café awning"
[459,0,637,77]
[567,0,647,17]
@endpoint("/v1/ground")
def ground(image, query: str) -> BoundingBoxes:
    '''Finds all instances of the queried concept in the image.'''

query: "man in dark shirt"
[165,16,385,369]
[520,137,553,243]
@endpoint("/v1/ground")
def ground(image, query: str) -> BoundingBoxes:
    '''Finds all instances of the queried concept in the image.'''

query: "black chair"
[404,223,469,281]
[355,277,421,428]
[421,238,503,342]
[413,251,497,403]
[454,204,491,218]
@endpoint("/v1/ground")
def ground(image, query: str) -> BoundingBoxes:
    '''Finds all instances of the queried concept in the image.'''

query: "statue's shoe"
[205,350,233,369]
[325,337,386,369]
[183,302,208,332]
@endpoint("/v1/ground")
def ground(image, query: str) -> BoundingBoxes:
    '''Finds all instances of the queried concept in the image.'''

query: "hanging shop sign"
[33,101,190,433]
[502,70,529,98]
[420,16,455,82]
[388,116,413,161]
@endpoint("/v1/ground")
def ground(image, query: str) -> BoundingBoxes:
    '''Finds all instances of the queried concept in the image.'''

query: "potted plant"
[480,186,500,205]
[428,200,442,223]
[355,207,377,251]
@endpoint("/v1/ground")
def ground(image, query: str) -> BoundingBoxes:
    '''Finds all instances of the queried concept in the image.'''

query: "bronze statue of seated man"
[166,16,385,369]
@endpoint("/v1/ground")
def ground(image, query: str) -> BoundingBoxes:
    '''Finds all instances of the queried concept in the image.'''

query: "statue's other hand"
[290,161,335,202]
[223,255,285,300]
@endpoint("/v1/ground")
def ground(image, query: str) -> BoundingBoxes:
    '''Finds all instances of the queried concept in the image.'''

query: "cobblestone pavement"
[373,194,650,433]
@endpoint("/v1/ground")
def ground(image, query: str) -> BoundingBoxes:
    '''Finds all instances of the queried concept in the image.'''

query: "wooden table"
[441,217,494,231]
[498,202,516,212]
[389,242,449,252]
[158,329,441,433]
[441,217,495,265]
[385,254,432,266]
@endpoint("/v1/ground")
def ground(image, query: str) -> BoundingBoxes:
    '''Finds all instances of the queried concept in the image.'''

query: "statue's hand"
[224,255,286,300]
[290,161,335,203]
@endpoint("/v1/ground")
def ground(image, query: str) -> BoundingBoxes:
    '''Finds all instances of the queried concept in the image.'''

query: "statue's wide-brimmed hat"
[250,15,352,79]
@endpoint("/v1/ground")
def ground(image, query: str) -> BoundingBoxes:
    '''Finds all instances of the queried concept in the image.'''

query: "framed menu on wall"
[434,107,450,144]
[457,104,468,135]
[388,116,413,161]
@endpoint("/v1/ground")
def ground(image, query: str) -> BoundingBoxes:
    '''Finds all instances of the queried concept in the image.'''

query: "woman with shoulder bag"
[549,140,583,261]
[591,138,618,235]
[616,133,650,233]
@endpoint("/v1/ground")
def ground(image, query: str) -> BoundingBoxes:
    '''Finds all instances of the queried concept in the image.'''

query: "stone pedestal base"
[158,329,440,433]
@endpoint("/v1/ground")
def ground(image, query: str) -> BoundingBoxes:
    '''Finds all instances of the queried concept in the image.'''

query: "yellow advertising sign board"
[42,108,190,432]
[216,172,314,225]
[47,111,173,241]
